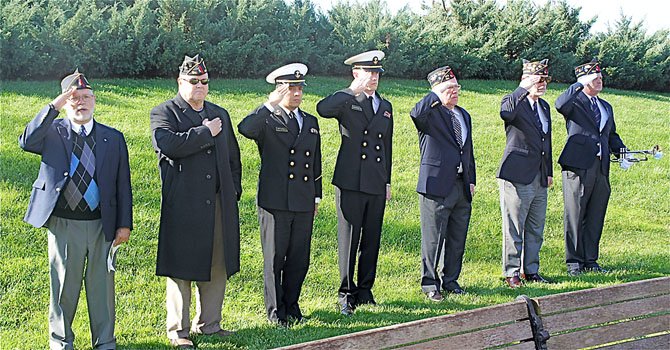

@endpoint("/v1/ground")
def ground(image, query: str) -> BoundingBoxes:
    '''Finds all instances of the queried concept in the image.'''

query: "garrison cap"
[266,63,308,86]
[522,59,550,76]
[574,58,601,78]
[427,66,456,87]
[60,69,92,93]
[179,54,208,76]
[344,50,385,72]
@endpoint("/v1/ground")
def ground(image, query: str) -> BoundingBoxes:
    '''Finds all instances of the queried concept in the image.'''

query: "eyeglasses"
[68,95,94,103]
[446,84,462,91]
[182,78,210,85]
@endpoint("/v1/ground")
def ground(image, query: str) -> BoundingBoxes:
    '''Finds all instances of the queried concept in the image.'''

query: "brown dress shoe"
[169,338,194,349]
[505,275,523,288]
[425,290,444,302]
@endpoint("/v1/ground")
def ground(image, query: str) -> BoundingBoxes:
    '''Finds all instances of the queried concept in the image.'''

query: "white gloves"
[619,158,634,170]
[577,73,598,86]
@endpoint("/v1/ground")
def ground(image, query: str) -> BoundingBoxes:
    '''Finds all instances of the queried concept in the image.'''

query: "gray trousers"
[562,160,610,270]
[166,197,227,339]
[258,206,313,322]
[47,217,115,350]
[499,174,548,277]
[419,179,471,293]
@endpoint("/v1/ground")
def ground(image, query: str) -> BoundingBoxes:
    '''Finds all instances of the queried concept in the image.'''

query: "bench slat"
[397,320,533,350]
[503,339,540,349]
[536,276,670,314]
[542,294,670,333]
[277,300,529,349]
[598,333,670,350]
[546,314,670,349]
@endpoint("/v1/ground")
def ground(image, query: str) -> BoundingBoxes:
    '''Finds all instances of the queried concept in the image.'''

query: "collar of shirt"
[70,119,94,135]
[279,105,303,129]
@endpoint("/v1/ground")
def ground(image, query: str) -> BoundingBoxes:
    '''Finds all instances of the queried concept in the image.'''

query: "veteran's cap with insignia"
[60,69,92,93]
[266,63,308,86]
[574,58,601,78]
[344,50,385,72]
[427,66,456,87]
[522,59,550,76]
[179,54,208,76]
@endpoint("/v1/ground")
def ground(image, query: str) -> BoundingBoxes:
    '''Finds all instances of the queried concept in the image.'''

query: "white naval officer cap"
[344,50,385,72]
[265,63,308,86]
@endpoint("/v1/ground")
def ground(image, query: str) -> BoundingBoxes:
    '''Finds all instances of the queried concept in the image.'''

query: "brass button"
[376,157,381,162]
[364,130,368,135]
[541,151,545,155]
[305,163,309,169]
[289,173,294,179]
[206,149,212,154]
[541,138,545,142]
[460,150,464,155]
[206,200,211,205]
[56,188,61,192]
[290,161,295,167]
[206,174,212,179]
[361,154,367,160]
[303,176,309,182]
[378,133,383,138]
[64,172,69,176]
[375,145,380,151]
[305,151,310,157]
[290,149,295,154]
[362,142,367,147]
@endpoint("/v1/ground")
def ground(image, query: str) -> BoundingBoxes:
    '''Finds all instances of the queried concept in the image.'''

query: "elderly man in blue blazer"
[498,59,553,288]
[555,59,629,276]
[19,70,132,350]
[410,66,476,301]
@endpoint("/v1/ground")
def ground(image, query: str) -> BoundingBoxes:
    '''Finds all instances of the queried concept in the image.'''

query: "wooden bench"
[277,276,670,350]
[523,276,670,350]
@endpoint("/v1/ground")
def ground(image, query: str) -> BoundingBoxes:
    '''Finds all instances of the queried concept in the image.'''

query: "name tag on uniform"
[351,105,363,112]
[276,127,289,133]
[310,128,319,135]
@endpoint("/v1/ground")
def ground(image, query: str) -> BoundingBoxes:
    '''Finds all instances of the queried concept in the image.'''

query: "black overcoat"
[151,94,242,281]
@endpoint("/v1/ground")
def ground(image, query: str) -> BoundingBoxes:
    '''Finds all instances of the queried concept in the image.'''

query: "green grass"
[1,77,669,349]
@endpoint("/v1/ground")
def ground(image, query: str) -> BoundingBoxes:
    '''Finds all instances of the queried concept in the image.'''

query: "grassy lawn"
[1,77,668,349]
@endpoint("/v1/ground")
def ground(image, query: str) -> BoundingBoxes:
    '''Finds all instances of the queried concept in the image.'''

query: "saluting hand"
[349,72,372,95]
[203,117,222,137]
[519,76,541,91]
[432,82,458,106]
[51,86,77,111]
[268,83,289,107]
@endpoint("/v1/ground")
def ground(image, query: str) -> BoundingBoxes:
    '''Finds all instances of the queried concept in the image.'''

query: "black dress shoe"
[425,290,444,302]
[445,287,466,295]
[567,267,583,276]
[523,273,551,283]
[340,302,355,316]
[356,298,377,306]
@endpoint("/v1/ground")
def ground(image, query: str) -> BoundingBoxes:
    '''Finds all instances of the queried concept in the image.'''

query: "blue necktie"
[590,97,601,129]
[532,102,543,132]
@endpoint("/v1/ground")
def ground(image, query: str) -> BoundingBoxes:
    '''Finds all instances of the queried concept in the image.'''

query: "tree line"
[1,0,668,91]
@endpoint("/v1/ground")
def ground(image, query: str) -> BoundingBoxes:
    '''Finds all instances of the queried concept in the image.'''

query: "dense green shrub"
[0,0,667,91]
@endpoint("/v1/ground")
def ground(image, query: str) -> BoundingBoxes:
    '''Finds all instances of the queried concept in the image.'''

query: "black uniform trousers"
[258,206,313,323]
[562,159,611,270]
[335,186,386,305]
[419,178,471,292]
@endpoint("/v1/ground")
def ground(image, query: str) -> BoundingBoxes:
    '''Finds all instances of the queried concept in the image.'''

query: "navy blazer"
[316,89,393,195]
[555,82,625,175]
[498,87,553,186]
[19,105,133,242]
[238,105,322,212]
[410,92,476,201]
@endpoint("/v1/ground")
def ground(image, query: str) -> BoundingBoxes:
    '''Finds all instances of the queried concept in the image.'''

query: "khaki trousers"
[47,217,115,350]
[166,198,227,339]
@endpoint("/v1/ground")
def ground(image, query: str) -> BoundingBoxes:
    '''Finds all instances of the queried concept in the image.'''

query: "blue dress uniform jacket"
[555,82,625,174]
[410,92,476,201]
[498,87,553,186]
[151,94,242,281]
[19,105,133,242]
[316,89,393,195]
[238,105,322,212]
